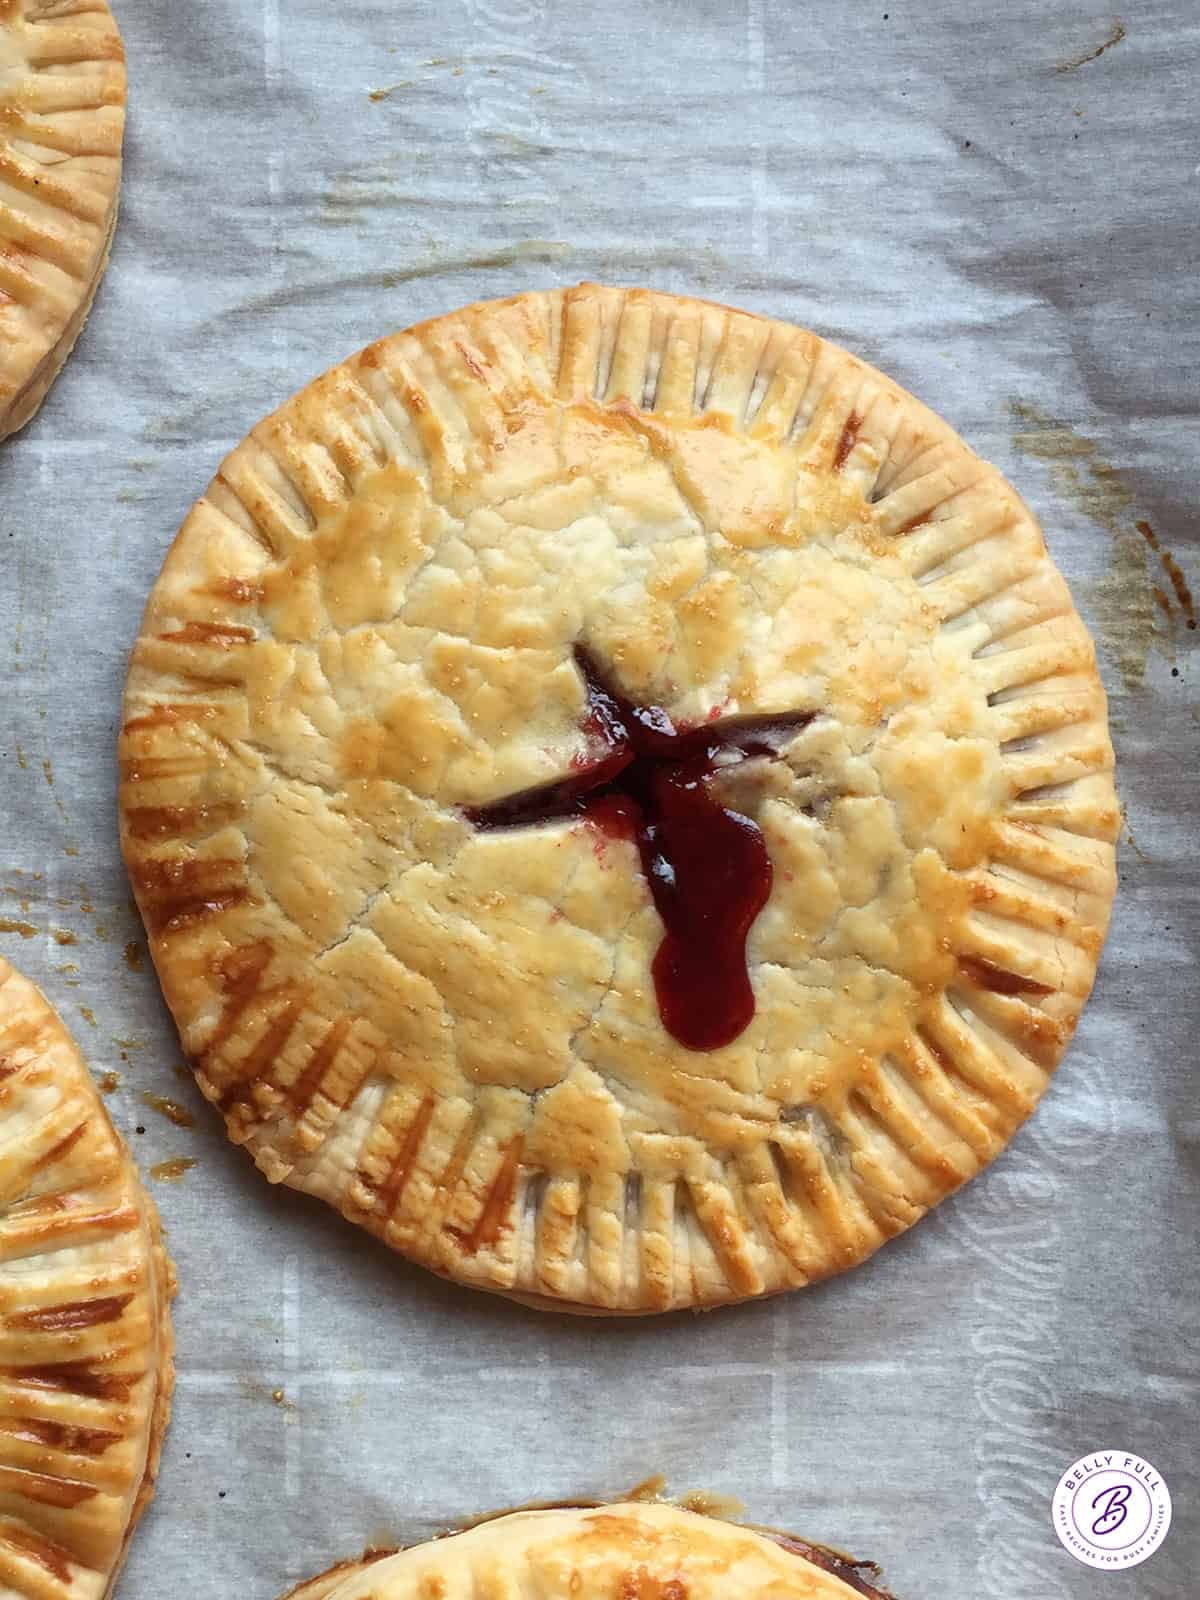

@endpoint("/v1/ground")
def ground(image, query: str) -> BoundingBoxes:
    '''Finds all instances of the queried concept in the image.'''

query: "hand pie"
[0,0,126,439]
[120,284,1118,1313]
[0,957,174,1597]
[280,1502,895,1600]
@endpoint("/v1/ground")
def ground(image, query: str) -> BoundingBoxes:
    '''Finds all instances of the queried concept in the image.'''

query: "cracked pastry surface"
[120,283,1118,1312]
[279,1501,895,1600]
[0,0,125,440]
[0,957,174,1598]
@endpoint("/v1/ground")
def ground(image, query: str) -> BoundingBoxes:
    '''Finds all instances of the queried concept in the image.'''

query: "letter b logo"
[1091,1483,1131,1536]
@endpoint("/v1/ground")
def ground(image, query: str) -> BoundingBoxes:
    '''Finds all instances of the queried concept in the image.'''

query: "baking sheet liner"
[1,1,1196,1594]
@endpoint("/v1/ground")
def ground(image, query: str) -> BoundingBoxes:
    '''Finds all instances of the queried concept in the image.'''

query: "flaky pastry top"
[280,1503,892,1600]
[0,0,125,438]
[0,957,173,1597]
[121,284,1118,1311]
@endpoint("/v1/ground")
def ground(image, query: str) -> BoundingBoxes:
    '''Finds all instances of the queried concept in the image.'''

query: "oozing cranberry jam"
[466,648,813,1050]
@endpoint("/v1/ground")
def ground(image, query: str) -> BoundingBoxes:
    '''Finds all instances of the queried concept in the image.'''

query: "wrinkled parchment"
[1,1,1196,1596]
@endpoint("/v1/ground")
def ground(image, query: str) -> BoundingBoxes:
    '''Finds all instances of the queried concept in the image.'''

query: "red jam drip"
[465,648,814,1051]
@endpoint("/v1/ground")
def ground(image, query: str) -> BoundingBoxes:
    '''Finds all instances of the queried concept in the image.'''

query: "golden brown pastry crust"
[0,957,174,1599]
[277,1503,892,1600]
[0,0,126,440]
[120,284,1118,1312]
[279,1550,395,1600]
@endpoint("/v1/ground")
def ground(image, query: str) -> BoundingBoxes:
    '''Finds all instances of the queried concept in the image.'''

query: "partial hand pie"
[120,284,1118,1312]
[0,0,126,439]
[0,957,174,1598]
[279,1501,896,1600]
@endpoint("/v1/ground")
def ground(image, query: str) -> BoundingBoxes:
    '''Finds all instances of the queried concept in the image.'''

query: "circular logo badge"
[1052,1451,1172,1569]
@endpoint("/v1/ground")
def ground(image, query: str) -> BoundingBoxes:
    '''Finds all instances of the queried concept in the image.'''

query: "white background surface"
[1,1,1197,1596]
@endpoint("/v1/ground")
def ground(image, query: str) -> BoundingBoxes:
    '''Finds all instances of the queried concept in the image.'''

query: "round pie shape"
[278,1502,894,1600]
[120,284,1118,1313]
[0,957,174,1598]
[0,0,126,439]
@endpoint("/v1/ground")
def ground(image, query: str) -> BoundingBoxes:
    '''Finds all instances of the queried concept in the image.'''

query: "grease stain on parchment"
[482,129,551,159]
[1136,520,1195,630]
[1121,806,1152,863]
[592,241,731,290]
[40,757,69,824]
[1,885,81,945]
[11,737,70,821]
[235,235,569,310]
[144,393,252,443]
[142,1091,196,1130]
[1055,20,1126,75]
[239,1376,297,1412]
[318,161,445,229]
[151,1157,196,1183]
[367,82,410,102]
[1009,401,1192,693]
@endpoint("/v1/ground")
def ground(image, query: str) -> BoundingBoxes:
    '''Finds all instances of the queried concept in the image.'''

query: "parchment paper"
[1,1,1196,1595]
